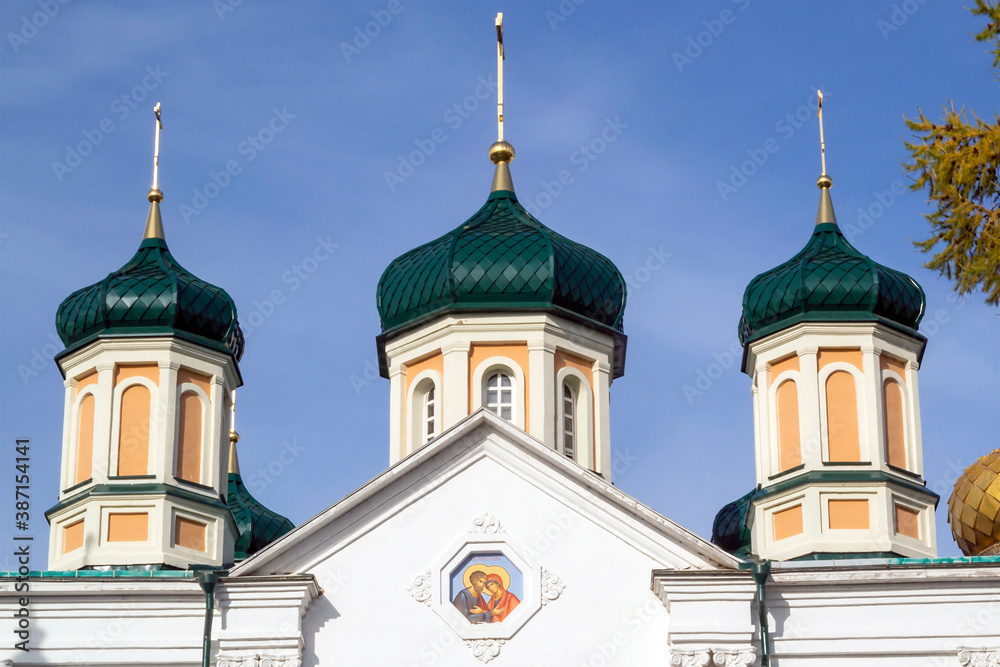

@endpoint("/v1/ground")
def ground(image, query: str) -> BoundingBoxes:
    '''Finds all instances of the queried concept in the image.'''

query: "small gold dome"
[948,449,1000,556]
[489,140,515,164]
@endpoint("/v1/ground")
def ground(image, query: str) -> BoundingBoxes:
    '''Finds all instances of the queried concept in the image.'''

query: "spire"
[144,103,165,240]
[815,90,837,225]
[228,389,240,474]
[489,13,516,194]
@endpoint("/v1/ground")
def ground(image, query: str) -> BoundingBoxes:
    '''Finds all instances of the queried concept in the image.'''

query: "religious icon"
[450,552,523,624]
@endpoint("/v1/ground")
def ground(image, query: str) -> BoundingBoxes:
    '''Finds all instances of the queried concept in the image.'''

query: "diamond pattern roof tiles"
[228,471,295,561]
[377,189,626,335]
[56,236,244,360]
[739,221,925,345]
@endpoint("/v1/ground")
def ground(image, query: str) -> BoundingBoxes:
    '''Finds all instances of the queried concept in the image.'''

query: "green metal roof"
[711,488,755,557]
[56,201,244,360]
[376,189,627,340]
[738,217,925,346]
[228,471,294,561]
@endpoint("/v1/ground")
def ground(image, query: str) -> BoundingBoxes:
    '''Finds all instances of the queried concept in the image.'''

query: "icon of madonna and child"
[450,552,523,624]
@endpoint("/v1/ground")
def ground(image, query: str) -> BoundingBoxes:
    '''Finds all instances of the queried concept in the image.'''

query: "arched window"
[776,379,802,472]
[485,372,514,420]
[561,383,575,458]
[176,391,204,484]
[423,384,436,445]
[117,384,151,477]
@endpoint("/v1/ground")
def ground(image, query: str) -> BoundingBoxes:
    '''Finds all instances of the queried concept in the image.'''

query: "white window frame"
[109,377,158,478]
[555,367,593,467]
[879,371,910,471]
[766,369,803,478]
[173,384,211,486]
[471,357,525,429]
[406,369,443,454]
[817,363,869,464]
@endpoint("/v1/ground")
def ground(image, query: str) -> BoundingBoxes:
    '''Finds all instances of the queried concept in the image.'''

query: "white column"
[156,362,179,484]
[797,347,820,468]
[593,360,612,479]
[861,345,882,466]
[754,363,770,483]
[441,341,471,430]
[904,359,923,477]
[388,363,406,464]
[61,377,76,492]
[210,375,226,492]
[751,380,761,487]
[527,340,556,447]
[92,362,115,482]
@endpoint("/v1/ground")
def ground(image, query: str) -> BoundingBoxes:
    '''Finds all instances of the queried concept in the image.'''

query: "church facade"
[2,17,1000,667]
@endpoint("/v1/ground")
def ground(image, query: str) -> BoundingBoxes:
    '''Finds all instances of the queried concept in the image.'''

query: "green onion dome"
[376,146,627,371]
[738,179,925,346]
[227,441,294,561]
[55,196,244,360]
[711,489,755,557]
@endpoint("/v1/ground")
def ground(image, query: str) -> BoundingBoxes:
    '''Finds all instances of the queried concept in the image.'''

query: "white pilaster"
[61,378,76,490]
[528,340,556,447]
[442,341,471,430]
[210,375,227,493]
[754,363,769,483]
[905,359,923,476]
[797,348,820,467]
[862,345,881,466]
[91,362,115,484]
[389,363,406,463]
[156,362,179,484]
[593,360,612,479]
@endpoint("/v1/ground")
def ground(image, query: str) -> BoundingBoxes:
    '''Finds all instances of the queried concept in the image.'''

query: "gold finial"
[816,90,831,190]
[489,14,515,192]
[148,103,164,203]
[228,390,240,474]
[496,13,505,142]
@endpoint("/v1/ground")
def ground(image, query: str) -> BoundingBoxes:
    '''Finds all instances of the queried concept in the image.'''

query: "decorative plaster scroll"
[466,639,505,663]
[958,649,1000,667]
[216,654,302,667]
[407,569,433,607]
[540,567,565,606]
[713,648,756,666]
[470,511,506,534]
[669,650,712,666]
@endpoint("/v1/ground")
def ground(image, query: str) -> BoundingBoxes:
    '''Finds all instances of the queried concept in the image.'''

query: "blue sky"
[1,0,997,565]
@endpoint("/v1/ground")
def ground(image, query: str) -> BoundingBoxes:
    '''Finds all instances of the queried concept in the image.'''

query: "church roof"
[738,182,925,346]
[376,162,627,357]
[55,197,244,360]
[710,488,754,557]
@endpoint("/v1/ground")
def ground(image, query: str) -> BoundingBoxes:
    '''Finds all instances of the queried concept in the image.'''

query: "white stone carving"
[670,649,712,666]
[216,654,302,667]
[540,567,565,606]
[407,569,433,607]
[713,648,756,666]
[470,511,505,534]
[466,639,505,663]
[958,649,1000,667]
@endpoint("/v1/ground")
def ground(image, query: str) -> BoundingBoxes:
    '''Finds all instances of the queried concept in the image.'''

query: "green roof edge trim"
[45,482,231,520]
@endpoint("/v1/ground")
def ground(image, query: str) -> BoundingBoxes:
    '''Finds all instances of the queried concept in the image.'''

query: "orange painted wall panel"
[880,355,907,383]
[177,368,213,395]
[107,513,148,542]
[895,505,920,539]
[768,354,799,388]
[117,385,150,476]
[114,364,159,387]
[773,505,804,540]
[826,371,861,462]
[828,499,870,529]
[76,370,99,391]
[176,392,203,483]
[75,394,95,485]
[818,349,863,371]
[174,516,207,552]
[63,520,85,554]
[776,380,802,472]
[884,380,907,469]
